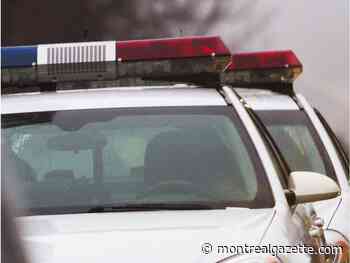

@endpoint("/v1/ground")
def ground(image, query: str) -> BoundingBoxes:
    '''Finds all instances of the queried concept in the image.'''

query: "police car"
[223,50,349,258]
[1,36,342,262]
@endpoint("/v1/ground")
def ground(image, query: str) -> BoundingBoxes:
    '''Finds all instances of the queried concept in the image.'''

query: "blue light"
[1,46,37,68]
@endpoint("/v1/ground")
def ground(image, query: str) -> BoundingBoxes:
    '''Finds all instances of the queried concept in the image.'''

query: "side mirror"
[288,171,340,204]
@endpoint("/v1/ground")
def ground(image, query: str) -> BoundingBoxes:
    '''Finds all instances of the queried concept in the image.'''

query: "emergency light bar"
[222,50,303,86]
[1,36,231,89]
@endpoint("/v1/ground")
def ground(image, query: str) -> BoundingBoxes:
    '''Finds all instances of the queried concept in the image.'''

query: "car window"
[2,106,274,215]
[314,109,349,184]
[246,108,289,189]
[256,110,337,182]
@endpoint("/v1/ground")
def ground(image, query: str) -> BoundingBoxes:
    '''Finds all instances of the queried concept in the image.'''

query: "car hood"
[18,208,275,263]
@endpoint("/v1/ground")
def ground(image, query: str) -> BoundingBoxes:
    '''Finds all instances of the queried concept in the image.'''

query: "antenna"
[83,28,89,41]
[178,28,184,37]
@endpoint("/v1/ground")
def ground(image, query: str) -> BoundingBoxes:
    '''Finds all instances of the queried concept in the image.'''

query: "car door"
[314,109,350,240]
[246,108,318,241]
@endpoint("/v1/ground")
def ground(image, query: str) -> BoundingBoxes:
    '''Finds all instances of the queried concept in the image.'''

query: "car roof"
[2,86,227,114]
[236,88,300,111]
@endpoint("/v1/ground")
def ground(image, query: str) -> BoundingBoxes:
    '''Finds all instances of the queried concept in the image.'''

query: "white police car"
[223,50,349,259]
[1,37,342,262]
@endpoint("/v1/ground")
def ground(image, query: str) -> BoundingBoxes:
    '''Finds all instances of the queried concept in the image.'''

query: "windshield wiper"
[87,203,226,213]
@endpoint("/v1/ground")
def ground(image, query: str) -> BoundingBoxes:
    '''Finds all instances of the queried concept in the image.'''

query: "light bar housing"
[222,50,303,86]
[1,36,231,90]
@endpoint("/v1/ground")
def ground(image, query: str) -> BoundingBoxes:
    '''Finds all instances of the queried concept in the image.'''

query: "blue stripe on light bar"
[1,46,37,68]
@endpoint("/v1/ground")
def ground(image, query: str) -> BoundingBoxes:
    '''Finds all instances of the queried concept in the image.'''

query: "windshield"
[2,106,273,215]
[256,110,337,182]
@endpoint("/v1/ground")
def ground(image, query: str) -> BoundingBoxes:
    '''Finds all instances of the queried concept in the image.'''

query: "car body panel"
[262,206,314,263]
[237,88,299,111]
[18,208,275,263]
[2,87,226,114]
[329,194,350,240]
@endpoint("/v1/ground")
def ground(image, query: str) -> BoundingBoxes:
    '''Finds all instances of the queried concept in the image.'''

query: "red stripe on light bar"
[228,50,302,71]
[116,36,230,62]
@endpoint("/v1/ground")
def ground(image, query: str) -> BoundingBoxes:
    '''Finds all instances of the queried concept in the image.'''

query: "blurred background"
[2,0,348,153]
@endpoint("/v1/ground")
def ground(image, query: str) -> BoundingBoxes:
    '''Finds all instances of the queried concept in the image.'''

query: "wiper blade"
[87,203,226,213]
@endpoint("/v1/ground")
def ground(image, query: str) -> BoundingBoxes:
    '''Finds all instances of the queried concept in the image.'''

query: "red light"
[116,36,230,62]
[227,50,302,71]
